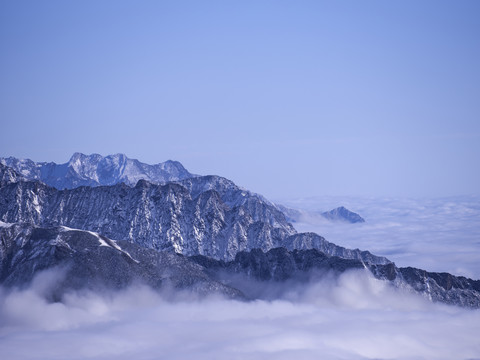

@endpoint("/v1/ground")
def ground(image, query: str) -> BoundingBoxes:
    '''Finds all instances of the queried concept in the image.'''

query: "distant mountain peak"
[0,153,197,190]
[321,206,365,223]
[68,152,102,164]
[275,203,365,224]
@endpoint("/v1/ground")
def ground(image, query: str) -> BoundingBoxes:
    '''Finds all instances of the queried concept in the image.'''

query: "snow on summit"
[0,153,197,189]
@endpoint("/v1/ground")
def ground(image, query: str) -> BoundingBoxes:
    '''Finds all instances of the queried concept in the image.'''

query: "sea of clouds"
[279,195,480,279]
[1,267,480,360]
[1,196,480,359]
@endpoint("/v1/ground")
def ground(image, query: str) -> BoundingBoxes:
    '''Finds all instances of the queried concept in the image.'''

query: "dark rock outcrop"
[0,222,243,299]
[191,247,480,308]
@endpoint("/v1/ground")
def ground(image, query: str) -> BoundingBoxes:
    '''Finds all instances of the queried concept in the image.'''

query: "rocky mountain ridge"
[0,163,388,263]
[191,247,480,308]
[0,222,242,299]
[2,221,479,308]
[2,154,478,308]
[0,153,195,189]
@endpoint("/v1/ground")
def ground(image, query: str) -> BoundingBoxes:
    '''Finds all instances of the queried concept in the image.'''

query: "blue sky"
[1,0,479,199]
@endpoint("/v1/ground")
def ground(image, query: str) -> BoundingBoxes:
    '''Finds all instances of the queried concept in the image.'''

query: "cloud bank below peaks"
[0,268,479,360]
[279,195,480,278]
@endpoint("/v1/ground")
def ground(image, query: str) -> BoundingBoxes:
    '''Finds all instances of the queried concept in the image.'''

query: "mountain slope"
[2,222,478,308]
[191,247,480,308]
[0,163,388,264]
[0,163,27,187]
[0,222,242,299]
[0,153,195,189]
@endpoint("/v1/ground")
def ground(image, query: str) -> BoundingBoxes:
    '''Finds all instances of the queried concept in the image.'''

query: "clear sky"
[1,0,479,199]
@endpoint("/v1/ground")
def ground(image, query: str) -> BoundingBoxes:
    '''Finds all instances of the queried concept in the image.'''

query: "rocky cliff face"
[0,163,388,263]
[0,173,290,261]
[0,153,195,189]
[0,163,27,187]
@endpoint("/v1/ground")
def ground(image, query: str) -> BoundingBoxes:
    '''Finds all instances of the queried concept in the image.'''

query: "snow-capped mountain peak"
[0,153,197,189]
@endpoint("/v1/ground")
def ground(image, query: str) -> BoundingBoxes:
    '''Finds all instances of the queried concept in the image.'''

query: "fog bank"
[1,269,479,360]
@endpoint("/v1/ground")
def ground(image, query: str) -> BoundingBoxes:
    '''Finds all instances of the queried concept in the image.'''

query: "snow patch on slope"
[86,230,140,264]
[0,221,13,228]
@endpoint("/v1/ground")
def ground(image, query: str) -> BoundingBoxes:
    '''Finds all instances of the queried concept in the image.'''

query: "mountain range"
[0,153,479,308]
[2,221,478,308]
[0,153,195,189]
[0,160,386,264]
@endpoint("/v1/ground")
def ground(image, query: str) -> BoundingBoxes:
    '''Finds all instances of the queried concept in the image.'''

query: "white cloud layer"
[278,195,480,278]
[1,268,479,360]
